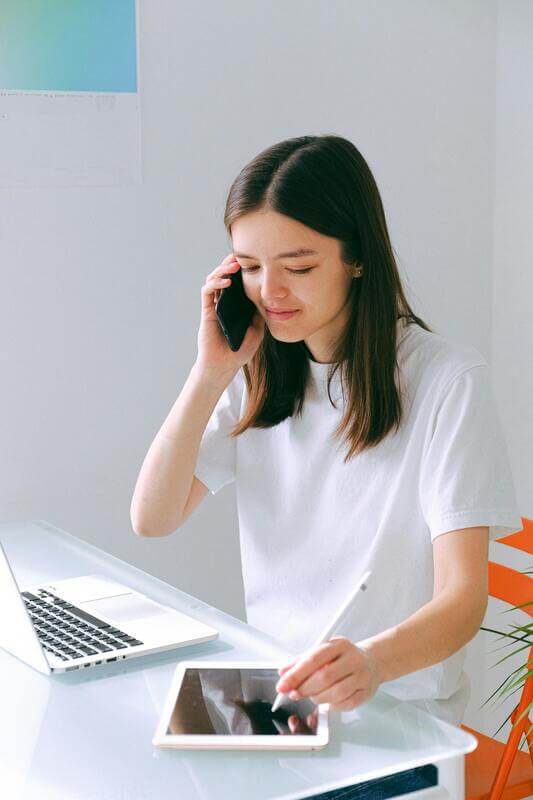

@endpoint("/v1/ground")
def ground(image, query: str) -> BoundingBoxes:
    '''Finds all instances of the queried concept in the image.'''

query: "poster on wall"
[0,0,141,187]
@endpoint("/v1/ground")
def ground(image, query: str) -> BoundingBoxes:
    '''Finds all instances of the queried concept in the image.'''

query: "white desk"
[0,520,476,799]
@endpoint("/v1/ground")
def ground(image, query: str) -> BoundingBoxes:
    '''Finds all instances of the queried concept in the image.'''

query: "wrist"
[191,361,237,392]
[356,639,386,688]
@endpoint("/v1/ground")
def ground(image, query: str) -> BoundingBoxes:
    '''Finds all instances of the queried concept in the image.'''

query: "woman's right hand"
[196,252,265,379]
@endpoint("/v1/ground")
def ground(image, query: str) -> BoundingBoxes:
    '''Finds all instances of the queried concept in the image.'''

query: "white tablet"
[152,660,330,750]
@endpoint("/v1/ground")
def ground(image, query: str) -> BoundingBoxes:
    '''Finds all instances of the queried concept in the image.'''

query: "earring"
[352,265,363,278]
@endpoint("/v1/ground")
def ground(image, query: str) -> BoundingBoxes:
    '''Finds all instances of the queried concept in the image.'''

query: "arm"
[130,363,236,537]
[355,525,489,682]
[275,526,489,710]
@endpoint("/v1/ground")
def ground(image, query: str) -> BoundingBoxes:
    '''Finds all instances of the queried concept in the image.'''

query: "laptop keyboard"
[21,589,144,662]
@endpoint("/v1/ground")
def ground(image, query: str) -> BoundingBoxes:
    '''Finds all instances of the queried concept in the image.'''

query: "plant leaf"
[512,699,533,727]
[479,665,528,708]
[492,705,515,738]
[480,626,529,644]
[491,641,533,668]
[499,668,532,696]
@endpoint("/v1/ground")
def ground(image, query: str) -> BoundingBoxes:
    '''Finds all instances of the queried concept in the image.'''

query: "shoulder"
[398,320,489,398]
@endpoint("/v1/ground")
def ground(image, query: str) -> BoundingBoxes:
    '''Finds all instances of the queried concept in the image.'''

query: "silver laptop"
[0,541,219,674]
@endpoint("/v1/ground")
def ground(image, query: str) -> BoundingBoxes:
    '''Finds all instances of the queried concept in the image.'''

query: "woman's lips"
[266,309,299,320]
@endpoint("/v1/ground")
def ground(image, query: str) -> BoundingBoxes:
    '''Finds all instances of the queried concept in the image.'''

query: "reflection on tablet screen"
[167,668,319,736]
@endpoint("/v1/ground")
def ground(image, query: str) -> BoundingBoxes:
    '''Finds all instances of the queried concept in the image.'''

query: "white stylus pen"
[271,570,371,713]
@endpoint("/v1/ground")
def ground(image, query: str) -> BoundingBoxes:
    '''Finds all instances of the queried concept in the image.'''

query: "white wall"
[1,0,529,741]
[462,0,533,743]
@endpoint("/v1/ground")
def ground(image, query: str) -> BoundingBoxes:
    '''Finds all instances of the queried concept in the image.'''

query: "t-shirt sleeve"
[419,363,522,541]
[193,370,245,495]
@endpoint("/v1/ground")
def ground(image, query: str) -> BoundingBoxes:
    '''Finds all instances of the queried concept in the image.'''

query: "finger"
[277,662,295,676]
[219,261,240,279]
[308,672,358,706]
[209,258,240,281]
[330,687,369,712]
[201,276,233,303]
[212,276,233,303]
[275,640,345,694]
[288,714,310,735]
[204,276,233,290]
[295,654,354,699]
[201,277,233,312]
[217,253,237,271]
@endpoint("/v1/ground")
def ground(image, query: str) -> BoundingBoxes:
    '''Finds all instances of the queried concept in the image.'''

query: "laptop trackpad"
[82,594,171,625]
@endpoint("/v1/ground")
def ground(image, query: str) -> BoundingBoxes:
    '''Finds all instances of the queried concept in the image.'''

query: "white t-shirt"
[193,317,522,725]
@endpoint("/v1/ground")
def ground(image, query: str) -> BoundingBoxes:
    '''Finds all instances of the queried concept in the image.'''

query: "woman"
[131,135,521,793]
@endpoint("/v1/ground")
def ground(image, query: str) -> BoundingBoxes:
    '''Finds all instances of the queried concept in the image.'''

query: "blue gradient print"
[0,0,137,92]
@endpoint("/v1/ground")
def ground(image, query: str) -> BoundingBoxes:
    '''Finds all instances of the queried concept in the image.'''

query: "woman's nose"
[260,275,289,301]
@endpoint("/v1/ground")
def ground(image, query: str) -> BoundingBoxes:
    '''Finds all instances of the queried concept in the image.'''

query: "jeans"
[304,764,438,799]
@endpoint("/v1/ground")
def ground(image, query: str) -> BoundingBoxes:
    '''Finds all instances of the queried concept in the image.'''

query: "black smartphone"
[215,266,257,352]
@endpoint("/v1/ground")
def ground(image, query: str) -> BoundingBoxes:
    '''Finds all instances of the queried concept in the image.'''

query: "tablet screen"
[166,667,318,736]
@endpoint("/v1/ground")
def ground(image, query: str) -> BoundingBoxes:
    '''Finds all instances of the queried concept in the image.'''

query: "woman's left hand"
[275,636,382,712]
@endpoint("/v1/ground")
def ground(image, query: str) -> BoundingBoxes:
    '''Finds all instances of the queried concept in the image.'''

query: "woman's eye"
[240,266,314,275]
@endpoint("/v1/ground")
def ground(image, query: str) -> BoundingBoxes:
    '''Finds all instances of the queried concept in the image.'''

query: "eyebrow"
[233,247,319,260]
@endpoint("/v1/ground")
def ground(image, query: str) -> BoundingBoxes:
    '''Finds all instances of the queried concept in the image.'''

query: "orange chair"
[462,517,533,800]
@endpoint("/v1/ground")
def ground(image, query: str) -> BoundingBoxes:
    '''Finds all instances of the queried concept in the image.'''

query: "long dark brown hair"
[224,135,433,462]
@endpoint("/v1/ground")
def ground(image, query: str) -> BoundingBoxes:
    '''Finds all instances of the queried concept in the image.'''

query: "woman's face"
[231,209,355,364]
